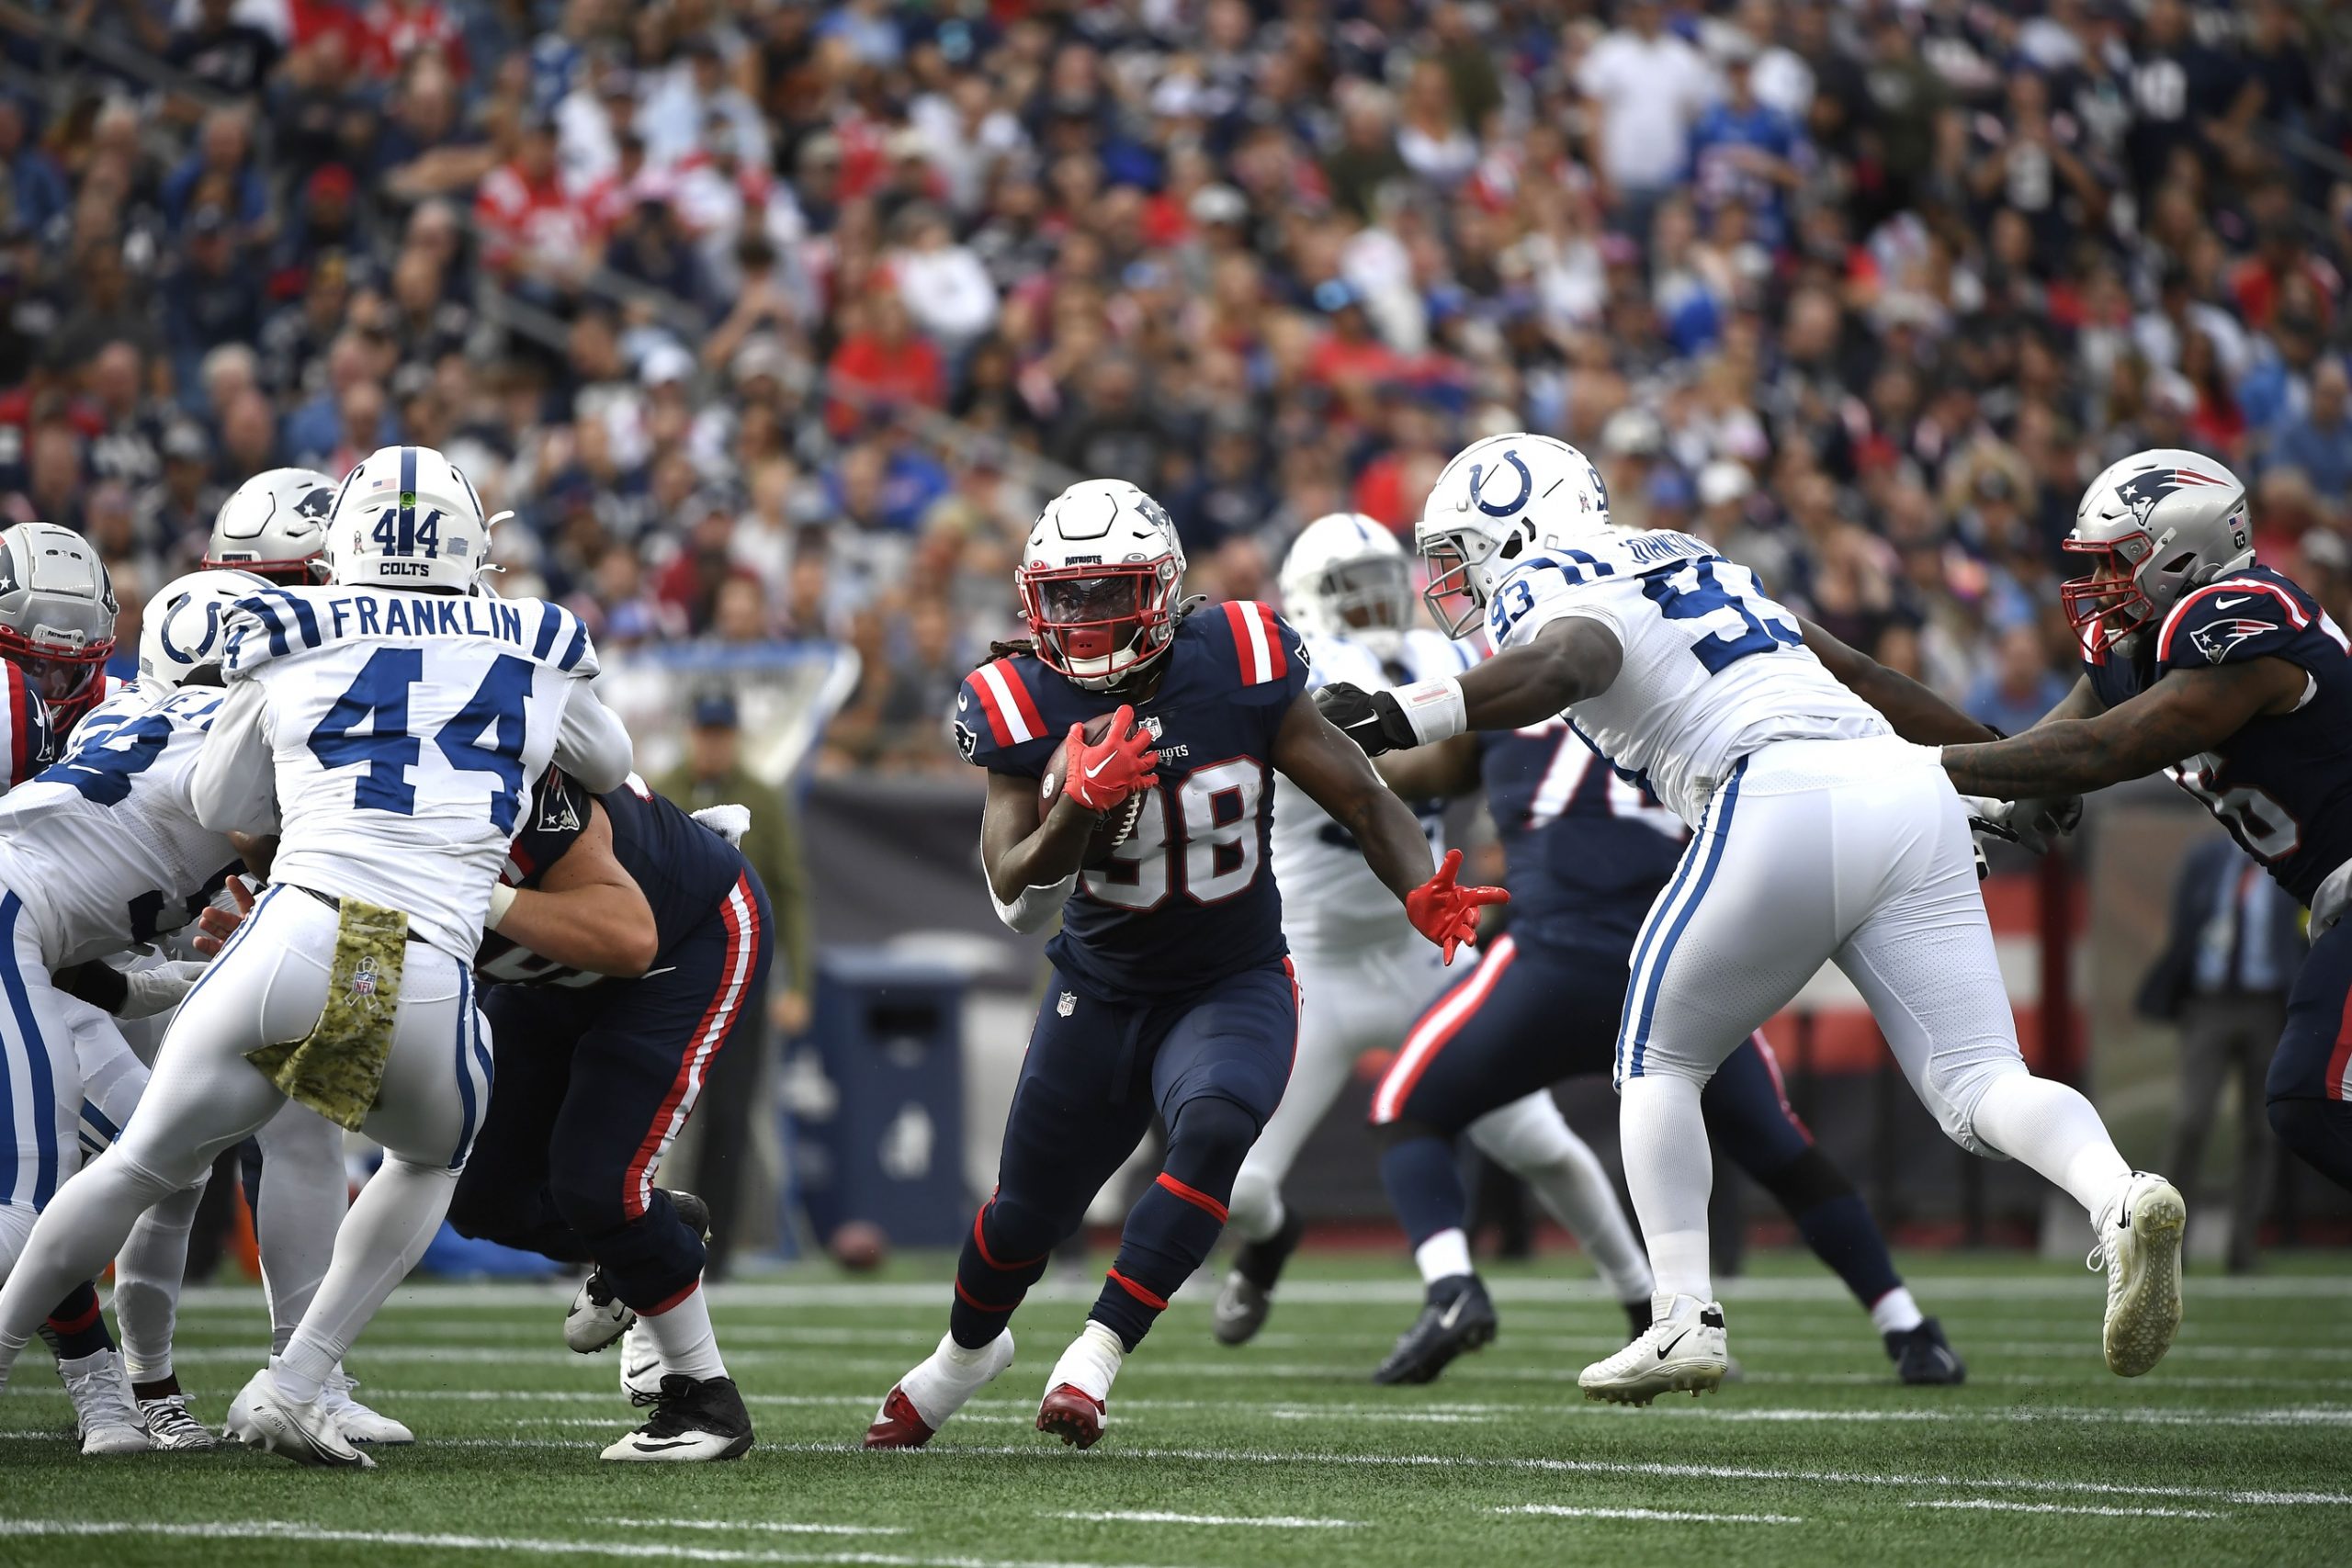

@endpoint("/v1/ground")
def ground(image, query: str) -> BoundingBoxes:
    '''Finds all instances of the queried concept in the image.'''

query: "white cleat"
[618,1317,663,1406]
[564,1272,637,1354]
[322,1368,413,1444]
[230,1370,375,1470]
[59,1348,152,1454]
[137,1394,220,1451]
[1578,1293,1728,1406]
[2094,1173,2186,1377]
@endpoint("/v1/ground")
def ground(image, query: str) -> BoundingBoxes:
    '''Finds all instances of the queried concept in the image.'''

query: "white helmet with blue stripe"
[1415,434,1614,638]
[325,445,493,593]
[138,568,271,693]
[1278,512,1415,660]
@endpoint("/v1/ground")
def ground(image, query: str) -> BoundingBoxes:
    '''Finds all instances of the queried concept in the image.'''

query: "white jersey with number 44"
[193,584,635,958]
[1485,529,1885,825]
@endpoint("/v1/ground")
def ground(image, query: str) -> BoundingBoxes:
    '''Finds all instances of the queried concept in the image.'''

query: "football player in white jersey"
[1214,513,1653,1346]
[0,565,260,1451]
[1317,434,2184,1404]
[0,446,636,1468]
[106,469,414,1450]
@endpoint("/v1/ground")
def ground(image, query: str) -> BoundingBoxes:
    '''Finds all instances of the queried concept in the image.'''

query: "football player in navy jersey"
[443,766,771,1462]
[864,479,1503,1452]
[1934,450,2352,1194]
[1364,721,1963,1386]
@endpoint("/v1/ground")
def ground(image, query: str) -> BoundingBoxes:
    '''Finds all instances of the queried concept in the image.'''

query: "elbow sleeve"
[556,684,634,794]
[990,873,1076,934]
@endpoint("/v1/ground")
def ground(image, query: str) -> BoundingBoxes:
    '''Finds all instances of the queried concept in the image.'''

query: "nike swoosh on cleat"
[625,1438,700,1452]
[1438,1297,1466,1330]
[1655,1328,1691,1361]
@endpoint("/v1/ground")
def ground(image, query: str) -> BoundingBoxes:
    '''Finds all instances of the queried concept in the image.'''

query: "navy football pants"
[1373,935,1902,1311]
[2267,916,2352,1192]
[949,961,1297,1353]
[449,871,774,1313]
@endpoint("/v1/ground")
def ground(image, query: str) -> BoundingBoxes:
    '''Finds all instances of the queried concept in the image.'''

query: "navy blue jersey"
[481,768,750,987]
[2085,564,2352,906]
[1480,719,1685,956]
[954,602,1312,999]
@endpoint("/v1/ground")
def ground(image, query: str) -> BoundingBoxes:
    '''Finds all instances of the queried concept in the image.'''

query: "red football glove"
[1406,848,1510,964]
[1064,705,1159,811]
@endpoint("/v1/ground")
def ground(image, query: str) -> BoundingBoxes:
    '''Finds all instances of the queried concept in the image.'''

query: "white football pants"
[0,886,492,1387]
[1613,735,2129,1302]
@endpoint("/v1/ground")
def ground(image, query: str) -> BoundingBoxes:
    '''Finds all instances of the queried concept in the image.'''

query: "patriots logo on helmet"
[2189,617,2276,664]
[2114,467,2228,527]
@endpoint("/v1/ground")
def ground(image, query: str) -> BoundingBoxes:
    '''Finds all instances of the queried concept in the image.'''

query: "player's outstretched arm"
[1798,616,2001,746]
[1374,733,1483,803]
[554,681,634,795]
[1941,658,2304,799]
[491,797,659,976]
[189,679,281,837]
[1317,619,1623,755]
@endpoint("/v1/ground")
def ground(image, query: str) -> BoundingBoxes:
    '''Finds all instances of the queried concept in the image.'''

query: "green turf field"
[1,1250,2346,1567]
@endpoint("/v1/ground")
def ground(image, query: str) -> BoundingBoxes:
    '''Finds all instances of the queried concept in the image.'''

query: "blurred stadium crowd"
[1,0,2349,772]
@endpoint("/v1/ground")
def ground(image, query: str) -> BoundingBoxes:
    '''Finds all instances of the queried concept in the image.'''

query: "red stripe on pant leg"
[1749,1031,1813,1143]
[1154,1171,1229,1224]
[954,1277,1023,1314]
[644,1278,701,1317]
[970,1202,1046,1272]
[2327,985,2352,1102]
[46,1295,101,1335]
[620,881,756,1220]
[1370,937,1516,1125]
[1106,1268,1169,1311]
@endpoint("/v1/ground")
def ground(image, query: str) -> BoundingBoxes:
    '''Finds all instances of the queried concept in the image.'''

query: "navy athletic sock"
[948,1198,1054,1349]
[1791,1193,1904,1310]
[1089,1097,1256,1352]
[45,1283,113,1360]
[2268,1097,2352,1191]
[1379,1134,1469,1248]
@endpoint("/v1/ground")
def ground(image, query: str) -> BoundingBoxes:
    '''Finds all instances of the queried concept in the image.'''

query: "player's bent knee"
[1750,1143,1855,1213]
[1164,1094,1261,1183]
[548,1165,632,1237]
[2267,1095,2346,1163]
[1373,1114,1445,1151]
[980,1194,1064,1262]
[1928,1048,2028,1155]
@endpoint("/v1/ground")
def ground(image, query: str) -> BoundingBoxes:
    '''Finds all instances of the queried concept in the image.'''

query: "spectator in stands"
[167,0,282,102]
[2268,358,2352,502]
[1577,0,1718,239]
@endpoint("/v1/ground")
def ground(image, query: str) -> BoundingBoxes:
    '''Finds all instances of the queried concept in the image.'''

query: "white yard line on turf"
[1046,1513,1360,1529]
[599,1520,904,1537]
[1494,1505,1802,1525]
[1907,1500,2227,1520]
[0,1521,1215,1568]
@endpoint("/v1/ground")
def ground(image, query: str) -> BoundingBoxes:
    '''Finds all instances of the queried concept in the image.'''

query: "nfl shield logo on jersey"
[1057,991,1076,1018]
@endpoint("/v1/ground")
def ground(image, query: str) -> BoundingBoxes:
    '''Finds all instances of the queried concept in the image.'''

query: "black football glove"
[1315,682,1420,756]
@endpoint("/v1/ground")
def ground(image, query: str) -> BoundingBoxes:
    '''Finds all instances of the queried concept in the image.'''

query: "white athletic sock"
[642,1284,728,1382]
[900,1329,1011,1428]
[269,1349,326,1405]
[113,1178,208,1382]
[1870,1286,1924,1336]
[0,1151,178,1384]
[1969,1074,2133,1220]
[1619,1073,1714,1302]
[1495,1124,1655,1303]
[1049,1319,1125,1404]
[1413,1228,1474,1286]
[254,1102,348,1356]
[278,1156,455,1399]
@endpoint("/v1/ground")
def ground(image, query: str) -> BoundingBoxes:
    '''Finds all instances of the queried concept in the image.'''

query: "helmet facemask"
[1018,556,1182,690]
[1313,554,1413,660]
[2058,529,2161,655]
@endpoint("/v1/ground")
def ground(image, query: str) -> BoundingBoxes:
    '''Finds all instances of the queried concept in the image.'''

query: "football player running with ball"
[1317,434,2181,1404]
[865,479,1503,1450]
[1934,451,2352,1195]
[1214,513,1648,1351]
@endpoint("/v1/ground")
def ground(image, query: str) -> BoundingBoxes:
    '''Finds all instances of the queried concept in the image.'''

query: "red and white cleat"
[1035,1383,1105,1449]
[863,1385,935,1450]
[861,1330,1014,1450]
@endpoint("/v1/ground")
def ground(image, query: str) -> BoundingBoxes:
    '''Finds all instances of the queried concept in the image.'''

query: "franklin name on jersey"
[2085,562,2352,906]
[955,604,1310,999]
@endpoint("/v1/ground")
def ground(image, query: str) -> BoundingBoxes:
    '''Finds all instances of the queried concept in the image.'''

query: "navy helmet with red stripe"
[1014,479,1187,692]
[2062,448,2250,656]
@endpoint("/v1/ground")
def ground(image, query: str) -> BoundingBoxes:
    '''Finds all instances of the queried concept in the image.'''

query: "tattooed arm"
[1940,659,2305,799]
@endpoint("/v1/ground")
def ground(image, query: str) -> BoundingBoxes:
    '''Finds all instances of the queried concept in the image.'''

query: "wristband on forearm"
[1390,677,1467,746]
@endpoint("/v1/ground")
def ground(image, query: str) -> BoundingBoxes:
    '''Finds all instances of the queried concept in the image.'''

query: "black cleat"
[601,1374,754,1462]
[1885,1317,1966,1385]
[1213,1206,1306,1347]
[1373,1275,1497,1385]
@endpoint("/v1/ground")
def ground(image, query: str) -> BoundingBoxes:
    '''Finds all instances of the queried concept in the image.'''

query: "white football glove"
[1962,795,2082,855]
[691,803,752,846]
[119,960,212,1021]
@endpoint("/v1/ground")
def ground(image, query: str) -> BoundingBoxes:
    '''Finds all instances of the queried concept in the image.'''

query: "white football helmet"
[206,468,336,584]
[325,445,493,593]
[1415,434,1614,637]
[0,521,119,704]
[2061,448,2252,655]
[1016,479,1186,690]
[1279,512,1415,660]
[139,568,271,693]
